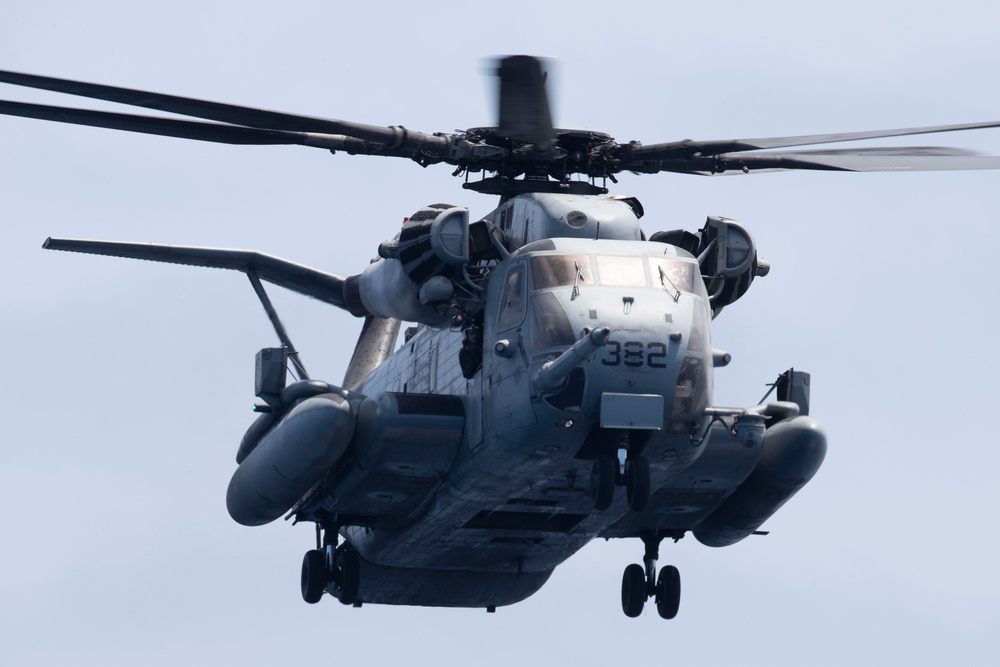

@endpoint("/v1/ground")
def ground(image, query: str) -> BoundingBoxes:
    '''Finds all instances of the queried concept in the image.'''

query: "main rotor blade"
[650,145,1000,175]
[496,56,555,147]
[0,99,319,146]
[631,120,1000,161]
[0,99,436,158]
[736,150,1000,173]
[43,238,351,311]
[0,68,451,154]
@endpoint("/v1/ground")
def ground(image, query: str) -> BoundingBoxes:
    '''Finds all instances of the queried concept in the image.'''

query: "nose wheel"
[624,457,650,512]
[620,534,681,619]
[591,433,650,512]
[591,456,616,510]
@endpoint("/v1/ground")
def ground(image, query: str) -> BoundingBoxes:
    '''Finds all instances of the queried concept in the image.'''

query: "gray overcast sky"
[2,1,999,665]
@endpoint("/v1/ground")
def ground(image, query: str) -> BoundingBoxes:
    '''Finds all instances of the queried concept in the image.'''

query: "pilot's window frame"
[649,257,701,296]
[496,262,527,332]
[530,254,594,291]
[529,291,576,349]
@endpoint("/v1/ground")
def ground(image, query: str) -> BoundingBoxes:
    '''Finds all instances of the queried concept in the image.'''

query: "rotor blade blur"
[631,120,1000,161]
[0,68,452,154]
[654,146,1000,175]
[42,238,351,310]
[496,56,556,147]
[734,151,1000,172]
[0,99,430,157]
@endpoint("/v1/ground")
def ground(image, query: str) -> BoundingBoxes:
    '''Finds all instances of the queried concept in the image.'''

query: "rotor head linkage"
[6,58,999,197]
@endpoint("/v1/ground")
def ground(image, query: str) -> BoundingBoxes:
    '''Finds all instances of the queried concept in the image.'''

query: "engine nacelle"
[693,416,826,547]
[226,393,356,526]
[343,204,469,326]
[698,216,769,314]
[650,216,769,316]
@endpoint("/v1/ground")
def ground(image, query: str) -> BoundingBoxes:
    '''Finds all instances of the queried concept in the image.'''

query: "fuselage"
[341,236,723,599]
[221,192,821,610]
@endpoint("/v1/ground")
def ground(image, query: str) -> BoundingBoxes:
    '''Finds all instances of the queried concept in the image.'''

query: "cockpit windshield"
[531,255,594,290]
[530,253,704,296]
[595,256,646,287]
[649,257,698,294]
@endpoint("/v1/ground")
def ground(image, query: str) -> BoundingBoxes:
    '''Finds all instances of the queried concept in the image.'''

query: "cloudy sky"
[2,1,998,664]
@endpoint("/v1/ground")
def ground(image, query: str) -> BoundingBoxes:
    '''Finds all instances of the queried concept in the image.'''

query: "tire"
[591,456,616,510]
[621,563,646,618]
[655,565,681,619]
[301,549,326,604]
[625,457,650,512]
[334,546,361,606]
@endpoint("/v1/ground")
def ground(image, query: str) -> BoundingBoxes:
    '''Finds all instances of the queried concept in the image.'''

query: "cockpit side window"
[530,292,576,348]
[496,263,527,331]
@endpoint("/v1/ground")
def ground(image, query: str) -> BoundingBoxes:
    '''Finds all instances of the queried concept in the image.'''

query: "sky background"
[2,1,999,664]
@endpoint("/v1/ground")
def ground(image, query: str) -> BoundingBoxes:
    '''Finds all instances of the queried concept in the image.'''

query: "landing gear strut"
[300,521,362,605]
[619,533,681,619]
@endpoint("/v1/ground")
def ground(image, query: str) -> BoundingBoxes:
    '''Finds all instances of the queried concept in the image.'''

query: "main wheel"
[332,546,361,606]
[591,456,616,510]
[625,457,650,512]
[621,563,647,618]
[301,549,327,604]
[655,565,681,619]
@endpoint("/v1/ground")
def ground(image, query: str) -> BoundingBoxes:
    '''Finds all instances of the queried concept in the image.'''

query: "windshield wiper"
[572,260,583,298]
[658,264,681,303]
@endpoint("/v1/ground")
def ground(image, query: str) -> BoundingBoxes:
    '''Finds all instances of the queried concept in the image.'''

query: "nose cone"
[582,291,713,431]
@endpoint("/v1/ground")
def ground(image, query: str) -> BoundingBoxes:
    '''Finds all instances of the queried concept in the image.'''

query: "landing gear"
[619,532,682,620]
[621,563,646,618]
[301,549,326,604]
[299,521,362,605]
[625,457,650,512]
[330,545,360,605]
[591,432,650,512]
[654,565,681,620]
[591,456,616,510]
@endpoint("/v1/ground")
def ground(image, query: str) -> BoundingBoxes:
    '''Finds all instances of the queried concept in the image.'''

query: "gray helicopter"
[4,56,1000,619]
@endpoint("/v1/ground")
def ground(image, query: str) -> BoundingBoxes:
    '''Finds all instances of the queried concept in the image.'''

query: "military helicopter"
[3,56,999,620]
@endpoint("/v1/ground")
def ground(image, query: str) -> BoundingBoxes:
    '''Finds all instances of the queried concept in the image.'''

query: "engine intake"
[698,216,769,314]
[343,204,470,326]
[650,216,769,316]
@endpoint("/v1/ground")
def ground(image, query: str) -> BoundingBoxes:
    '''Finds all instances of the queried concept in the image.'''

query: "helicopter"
[3,56,999,620]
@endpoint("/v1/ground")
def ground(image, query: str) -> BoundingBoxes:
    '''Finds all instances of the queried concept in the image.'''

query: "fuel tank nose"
[227,393,355,526]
